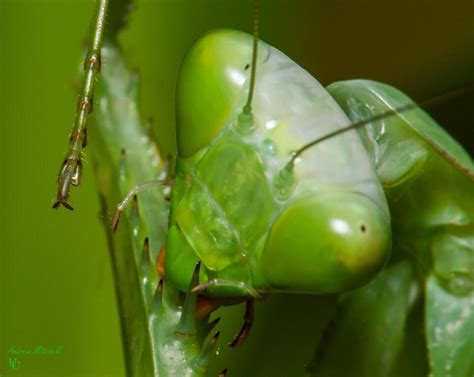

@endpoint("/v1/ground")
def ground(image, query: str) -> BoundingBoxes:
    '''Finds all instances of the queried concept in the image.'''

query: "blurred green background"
[1,0,473,376]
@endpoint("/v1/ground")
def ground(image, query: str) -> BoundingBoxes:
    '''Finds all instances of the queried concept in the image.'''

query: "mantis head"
[175,28,392,297]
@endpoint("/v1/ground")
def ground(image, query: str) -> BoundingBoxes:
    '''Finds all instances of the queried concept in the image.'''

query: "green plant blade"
[426,275,474,377]
[389,297,429,377]
[307,261,418,377]
[91,38,224,376]
[90,44,162,376]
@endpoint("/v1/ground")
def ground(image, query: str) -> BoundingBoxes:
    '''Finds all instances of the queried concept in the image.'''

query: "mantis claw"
[53,154,83,211]
[207,317,221,332]
[52,199,74,211]
[193,331,221,371]
[229,299,254,348]
[153,279,164,309]
[176,262,201,336]
[111,209,122,232]
[53,176,75,210]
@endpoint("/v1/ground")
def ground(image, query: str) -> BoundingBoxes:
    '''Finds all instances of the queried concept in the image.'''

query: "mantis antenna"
[279,84,474,183]
[236,0,260,134]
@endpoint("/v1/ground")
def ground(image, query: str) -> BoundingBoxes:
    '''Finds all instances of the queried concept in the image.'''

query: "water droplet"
[265,119,278,129]
[447,272,474,296]
[445,361,452,373]
[262,138,278,156]
[273,164,295,200]
[234,107,255,135]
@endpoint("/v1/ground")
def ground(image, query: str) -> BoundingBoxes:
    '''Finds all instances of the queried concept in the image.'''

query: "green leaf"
[90,43,163,377]
[426,275,474,377]
[307,261,418,377]
[90,40,222,377]
[389,297,429,377]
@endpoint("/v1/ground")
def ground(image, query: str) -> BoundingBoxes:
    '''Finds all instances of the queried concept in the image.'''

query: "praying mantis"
[56,2,472,375]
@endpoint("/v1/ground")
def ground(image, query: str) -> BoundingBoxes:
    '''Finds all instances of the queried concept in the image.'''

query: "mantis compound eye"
[176,29,269,157]
[261,192,391,294]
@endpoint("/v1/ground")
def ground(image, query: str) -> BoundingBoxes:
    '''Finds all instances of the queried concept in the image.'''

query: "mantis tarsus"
[53,0,469,376]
